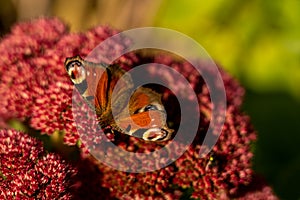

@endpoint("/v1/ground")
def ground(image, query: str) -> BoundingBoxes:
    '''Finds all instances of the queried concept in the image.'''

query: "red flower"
[0,129,75,199]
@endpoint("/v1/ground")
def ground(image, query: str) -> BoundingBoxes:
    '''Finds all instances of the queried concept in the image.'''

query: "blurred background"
[0,0,299,199]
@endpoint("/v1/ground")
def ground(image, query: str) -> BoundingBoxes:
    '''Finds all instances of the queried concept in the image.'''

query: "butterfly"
[64,55,174,142]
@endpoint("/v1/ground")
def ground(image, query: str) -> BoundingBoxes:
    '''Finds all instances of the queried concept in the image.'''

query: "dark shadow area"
[243,90,300,200]
[0,1,16,36]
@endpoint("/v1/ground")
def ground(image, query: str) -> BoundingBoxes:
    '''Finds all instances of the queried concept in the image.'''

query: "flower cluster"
[0,18,278,199]
[235,175,279,200]
[0,129,75,199]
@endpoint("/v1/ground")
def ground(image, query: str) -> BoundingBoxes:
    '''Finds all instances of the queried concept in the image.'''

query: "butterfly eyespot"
[144,105,158,111]
[66,61,82,71]
[142,128,168,141]
[66,61,86,84]
[133,104,160,114]
[71,62,80,67]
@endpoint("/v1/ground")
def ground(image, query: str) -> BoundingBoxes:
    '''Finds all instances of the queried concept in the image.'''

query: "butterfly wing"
[116,87,174,142]
[64,56,107,106]
[117,110,173,142]
[65,55,173,142]
[65,56,133,112]
[104,64,134,117]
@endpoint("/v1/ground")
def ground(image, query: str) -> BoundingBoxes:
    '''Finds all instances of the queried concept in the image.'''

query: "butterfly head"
[65,56,86,84]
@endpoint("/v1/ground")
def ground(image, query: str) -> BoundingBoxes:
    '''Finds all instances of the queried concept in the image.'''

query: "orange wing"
[117,110,173,142]
[116,87,174,142]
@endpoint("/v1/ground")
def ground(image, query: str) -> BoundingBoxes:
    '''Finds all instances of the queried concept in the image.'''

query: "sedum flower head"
[0,129,75,199]
[90,56,257,199]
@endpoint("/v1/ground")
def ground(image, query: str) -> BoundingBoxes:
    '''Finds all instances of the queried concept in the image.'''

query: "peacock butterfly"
[65,55,173,142]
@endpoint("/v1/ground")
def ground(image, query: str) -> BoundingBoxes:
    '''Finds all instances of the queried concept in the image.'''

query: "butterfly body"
[65,56,173,142]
